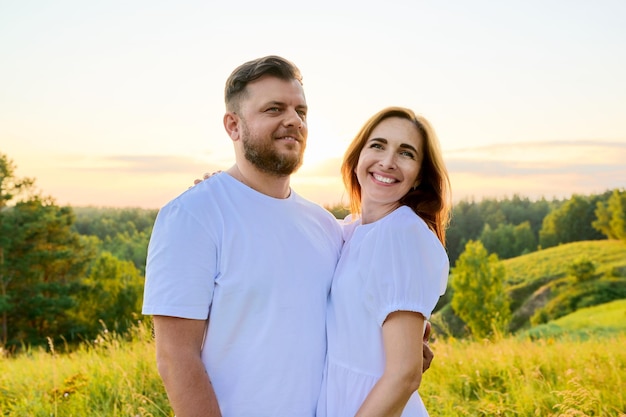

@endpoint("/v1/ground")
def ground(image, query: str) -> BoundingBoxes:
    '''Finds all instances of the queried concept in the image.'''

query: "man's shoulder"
[289,196,342,243]
[164,174,229,206]
[292,193,339,221]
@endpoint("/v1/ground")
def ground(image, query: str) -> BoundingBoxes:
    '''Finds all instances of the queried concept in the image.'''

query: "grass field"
[0,323,168,417]
[422,333,625,416]
[2,304,625,417]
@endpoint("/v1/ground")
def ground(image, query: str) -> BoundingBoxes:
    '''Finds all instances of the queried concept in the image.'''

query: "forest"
[1,151,626,351]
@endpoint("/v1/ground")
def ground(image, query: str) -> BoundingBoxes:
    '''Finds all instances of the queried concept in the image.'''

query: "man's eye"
[297,110,307,119]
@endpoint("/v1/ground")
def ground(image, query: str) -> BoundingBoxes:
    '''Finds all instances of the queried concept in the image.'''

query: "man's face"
[236,76,308,176]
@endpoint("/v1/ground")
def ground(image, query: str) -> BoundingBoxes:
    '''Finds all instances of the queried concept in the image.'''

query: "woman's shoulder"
[384,206,429,230]
[340,214,361,242]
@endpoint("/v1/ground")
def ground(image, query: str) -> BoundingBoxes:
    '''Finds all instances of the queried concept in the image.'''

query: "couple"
[142,55,451,417]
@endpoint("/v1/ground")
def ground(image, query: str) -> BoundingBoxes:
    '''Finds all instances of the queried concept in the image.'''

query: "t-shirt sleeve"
[142,199,217,319]
[362,219,449,327]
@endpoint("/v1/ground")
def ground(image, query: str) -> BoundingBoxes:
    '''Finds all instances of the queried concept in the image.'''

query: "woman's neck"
[360,201,401,224]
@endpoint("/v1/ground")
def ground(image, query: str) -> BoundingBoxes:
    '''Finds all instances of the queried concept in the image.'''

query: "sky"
[1,0,625,209]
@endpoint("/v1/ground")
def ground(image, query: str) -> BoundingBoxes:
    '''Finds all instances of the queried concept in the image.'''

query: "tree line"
[1,151,625,350]
[0,153,156,351]
[329,189,626,265]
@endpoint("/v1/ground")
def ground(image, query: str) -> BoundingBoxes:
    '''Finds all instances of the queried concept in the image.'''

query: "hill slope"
[434,240,626,337]
[519,298,626,339]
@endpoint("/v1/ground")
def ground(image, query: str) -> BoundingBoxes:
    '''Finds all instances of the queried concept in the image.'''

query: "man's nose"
[284,108,304,129]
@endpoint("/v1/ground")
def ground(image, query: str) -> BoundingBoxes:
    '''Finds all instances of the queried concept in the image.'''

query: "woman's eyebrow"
[369,138,418,154]
[399,143,419,154]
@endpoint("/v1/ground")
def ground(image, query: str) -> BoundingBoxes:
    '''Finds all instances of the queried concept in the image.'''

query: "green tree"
[0,153,36,207]
[1,198,96,347]
[72,207,157,240]
[446,196,555,265]
[479,221,537,259]
[539,194,606,248]
[511,221,536,256]
[500,195,552,236]
[592,188,626,241]
[102,230,150,274]
[72,252,143,339]
[71,207,157,273]
[0,153,36,345]
[450,240,510,339]
[446,199,485,264]
[0,153,97,348]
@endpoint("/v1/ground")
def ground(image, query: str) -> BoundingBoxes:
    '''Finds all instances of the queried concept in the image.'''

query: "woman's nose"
[378,152,397,169]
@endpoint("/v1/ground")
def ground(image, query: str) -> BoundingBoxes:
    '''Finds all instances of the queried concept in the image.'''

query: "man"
[142,55,432,417]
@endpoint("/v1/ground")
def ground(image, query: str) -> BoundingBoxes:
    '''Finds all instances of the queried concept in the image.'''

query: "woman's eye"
[400,150,416,159]
[370,143,383,149]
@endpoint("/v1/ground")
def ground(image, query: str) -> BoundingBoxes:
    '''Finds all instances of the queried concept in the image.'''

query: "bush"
[568,256,597,282]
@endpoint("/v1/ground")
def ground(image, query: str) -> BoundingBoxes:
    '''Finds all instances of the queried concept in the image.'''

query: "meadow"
[2,302,625,416]
[422,301,626,416]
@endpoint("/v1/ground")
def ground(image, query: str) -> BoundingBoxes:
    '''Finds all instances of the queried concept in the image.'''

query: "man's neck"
[226,164,291,199]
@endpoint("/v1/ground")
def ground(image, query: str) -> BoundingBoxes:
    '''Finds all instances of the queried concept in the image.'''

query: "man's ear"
[223,112,240,141]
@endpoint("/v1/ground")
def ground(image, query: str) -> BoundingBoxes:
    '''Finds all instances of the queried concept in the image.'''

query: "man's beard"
[241,122,305,176]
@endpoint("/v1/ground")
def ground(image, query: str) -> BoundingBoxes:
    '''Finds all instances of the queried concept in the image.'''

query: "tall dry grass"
[421,333,626,416]
[0,321,170,417]
[1,322,624,416]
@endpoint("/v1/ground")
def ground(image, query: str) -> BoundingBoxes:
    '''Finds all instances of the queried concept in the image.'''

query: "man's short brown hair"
[224,55,303,112]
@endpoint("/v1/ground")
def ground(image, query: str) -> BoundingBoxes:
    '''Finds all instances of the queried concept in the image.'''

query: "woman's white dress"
[317,206,449,417]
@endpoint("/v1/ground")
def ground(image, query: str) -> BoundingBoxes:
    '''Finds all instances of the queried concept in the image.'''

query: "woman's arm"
[355,311,424,417]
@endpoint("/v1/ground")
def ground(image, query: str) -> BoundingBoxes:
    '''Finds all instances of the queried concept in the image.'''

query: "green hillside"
[519,299,626,340]
[434,240,626,337]
[505,240,626,286]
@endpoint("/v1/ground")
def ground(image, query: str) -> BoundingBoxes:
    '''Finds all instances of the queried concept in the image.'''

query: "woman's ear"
[413,174,422,190]
[223,112,240,141]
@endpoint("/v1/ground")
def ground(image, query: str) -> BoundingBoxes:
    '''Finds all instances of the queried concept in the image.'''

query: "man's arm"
[422,320,434,372]
[153,315,221,417]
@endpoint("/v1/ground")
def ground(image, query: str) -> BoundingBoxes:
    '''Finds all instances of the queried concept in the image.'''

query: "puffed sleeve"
[142,198,218,319]
[341,214,359,243]
[361,215,449,327]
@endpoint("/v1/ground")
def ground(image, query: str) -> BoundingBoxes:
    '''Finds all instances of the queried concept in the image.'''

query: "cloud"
[32,140,626,209]
[446,141,626,175]
[59,154,221,175]
[446,140,626,201]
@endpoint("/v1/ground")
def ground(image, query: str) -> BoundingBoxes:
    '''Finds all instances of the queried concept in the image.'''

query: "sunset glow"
[1,1,625,209]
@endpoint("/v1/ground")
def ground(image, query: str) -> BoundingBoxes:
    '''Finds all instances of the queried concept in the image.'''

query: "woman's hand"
[191,171,221,187]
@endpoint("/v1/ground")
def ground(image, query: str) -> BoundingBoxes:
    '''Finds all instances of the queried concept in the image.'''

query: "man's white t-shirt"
[142,173,343,417]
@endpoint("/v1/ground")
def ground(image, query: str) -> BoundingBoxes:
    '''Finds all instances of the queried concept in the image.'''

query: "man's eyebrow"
[262,101,307,111]
[263,100,285,107]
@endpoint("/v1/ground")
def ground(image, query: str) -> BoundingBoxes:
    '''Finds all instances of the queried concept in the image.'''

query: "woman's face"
[355,117,423,211]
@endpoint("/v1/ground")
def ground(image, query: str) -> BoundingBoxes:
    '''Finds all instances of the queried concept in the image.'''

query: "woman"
[317,107,451,417]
